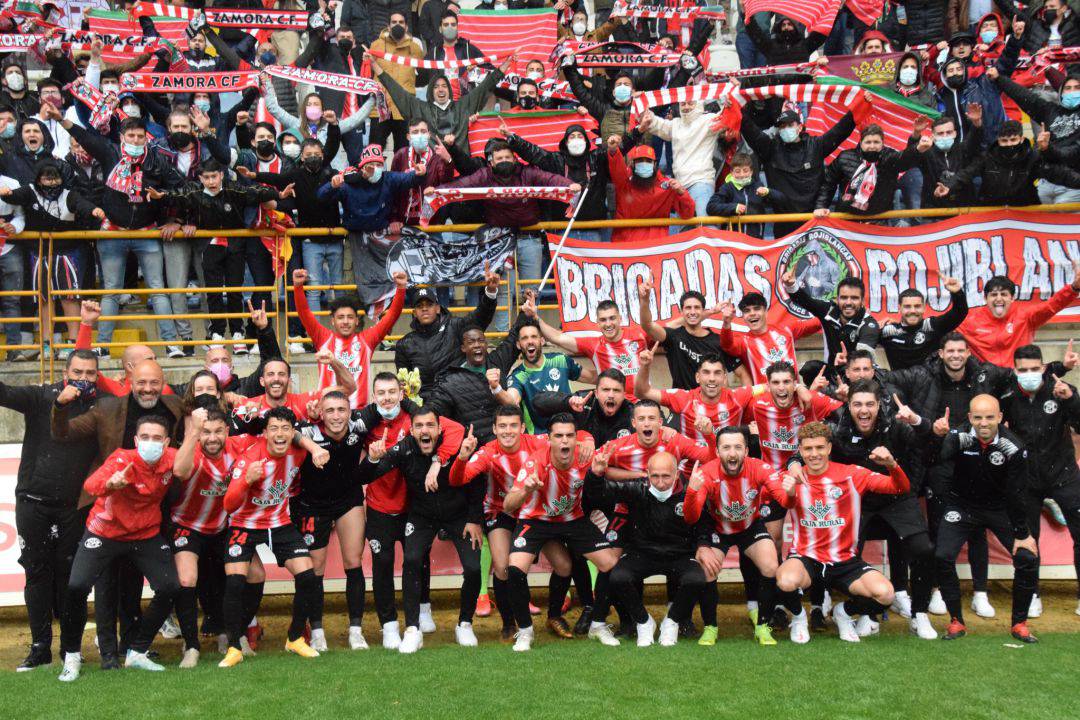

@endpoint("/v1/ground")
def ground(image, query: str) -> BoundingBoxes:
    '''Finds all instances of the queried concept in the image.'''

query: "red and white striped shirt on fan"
[171,436,258,535]
[779,461,909,563]
[575,325,650,395]
[683,457,782,535]
[740,391,843,467]
[719,321,820,384]
[661,385,759,443]
[512,452,590,522]
[224,440,308,530]
[451,434,553,516]
[293,285,405,409]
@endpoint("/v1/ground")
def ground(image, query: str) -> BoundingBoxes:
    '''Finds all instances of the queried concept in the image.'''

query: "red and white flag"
[743,0,843,36]
[467,108,598,157]
[458,8,558,73]
[86,8,188,48]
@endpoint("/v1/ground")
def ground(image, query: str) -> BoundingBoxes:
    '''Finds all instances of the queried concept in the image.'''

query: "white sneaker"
[1029,594,1043,619]
[382,621,402,650]
[855,614,880,638]
[821,591,833,617]
[165,345,185,360]
[588,621,621,646]
[928,589,947,615]
[636,615,656,647]
[348,626,368,650]
[217,634,228,654]
[398,626,423,654]
[232,332,248,355]
[239,636,256,657]
[419,603,436,633]
[910,612,938,640]
[209,333,225,350]
[789,610,810,644]
[455,621,478,647]
[832,603,860,643]
[971,591,996,619]
[310,628,328,652]
[179,648,199,669]
[288,342,307,355]
[160,614,182,639]
[58,652,82,682]
[658,617,680,647]
[125,650,165,671]
[890,590,912,619]
[513,626,534,652]
[1076,598,1080,617]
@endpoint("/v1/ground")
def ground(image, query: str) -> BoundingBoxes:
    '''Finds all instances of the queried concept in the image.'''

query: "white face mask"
[1017,371,1044,392]
[377,403,401,420]
[122,104,141,118]
[566,137,587,156]
[282,143,301,159]
[136,438,165,464]
[6,73,24,92]
[101,83,120,95]
[572,21,587,35]
[648,485,673,502]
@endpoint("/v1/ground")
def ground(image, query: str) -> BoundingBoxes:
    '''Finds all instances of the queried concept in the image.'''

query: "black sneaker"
[770,606,789,631]
[678,619,697,638]
[16,643,51,671]
[573,606,593,636]
[100,652,120,670]
[618,618,636,639]
[182,342,195,357]
[810,607,827,631]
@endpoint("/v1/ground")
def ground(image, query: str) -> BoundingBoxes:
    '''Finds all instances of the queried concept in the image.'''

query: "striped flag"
[743,0,843,35]
[86,8,188,50]
[458,8,558,72]
[468,108,598,157]
[844,0,885,27]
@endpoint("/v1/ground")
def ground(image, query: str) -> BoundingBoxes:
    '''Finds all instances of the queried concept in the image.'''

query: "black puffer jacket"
[394,292,497,400]
[826,411,929,507]
[815,139,921,215]
[744,15,826,65]
[996,73,1080,165]
[1021,7,1080,55]
[585,476,702,560]
[947,139,1080,205]
[532,390,634,446]
[904,0,950,46]
[506,124,609,221]
[1,118,74,186]
[999,369,1080,492]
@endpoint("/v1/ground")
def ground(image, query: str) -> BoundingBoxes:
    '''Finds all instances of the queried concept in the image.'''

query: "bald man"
[929,394,1040,643]
[586,450,708,647]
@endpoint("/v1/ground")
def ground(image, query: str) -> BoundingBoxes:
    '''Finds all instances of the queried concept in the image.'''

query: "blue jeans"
[302,241,344,312]
[96,238,175,343]
[671,182,712,234]
[572,229,606,242]
[735,30,767,70]
[0,245,24,348]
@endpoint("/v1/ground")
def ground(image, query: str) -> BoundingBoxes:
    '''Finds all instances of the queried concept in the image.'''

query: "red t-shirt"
[575,325,650,395]
[512,452,591,522]
[451,434,552,516]
[600,431,716,480]
[171,435,257,534]
[719,321,819,384]
[84,447,179,541]
[661,385,757,443]
[683,457,782,535]
[740,391,843,467]
[958,284,1078,366]
[234,391,322,425]
[224,439,308,530]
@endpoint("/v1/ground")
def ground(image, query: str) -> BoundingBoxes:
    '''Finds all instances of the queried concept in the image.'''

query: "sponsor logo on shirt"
[722,500,752,521]
[84,537,101,549]
[252,479,289,506]
[800,499,846,528]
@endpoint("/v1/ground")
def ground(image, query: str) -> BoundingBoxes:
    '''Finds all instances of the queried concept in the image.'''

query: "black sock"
[739,552,760,602]
[309,575,325,630]
[757,576,778,626]
[809,573,826,607]
[224,575,247,650]
[507,566,533,630]
[491,575,514,628]
[345,567,365,626]
[175,586,201,651]
[240,581,264,630]
[289,569,318,642]
[781,590,803,616]
[571,555,594,607]
[547,573,571,618]
[699,582,718,626]
[589,572,611,624]
[845,597,888,617]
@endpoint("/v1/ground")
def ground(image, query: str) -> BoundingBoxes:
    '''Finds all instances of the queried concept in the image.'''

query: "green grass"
[4,632,1080,720]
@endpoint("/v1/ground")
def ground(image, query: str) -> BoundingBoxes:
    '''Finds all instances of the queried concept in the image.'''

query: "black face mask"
[518,96,538,110]
[493,160,516,177]
[1001,143,1024,158]
[169,131,194,148]
[344,172,364,185]
[861,150,881,163]
[302,156,323,173]
[389,25,405,41]
[780,29,799,43]
[193,393,219,409]
[256,139,276,157]
[945,73,966,90]
[338,39,354,53]
[1045,9,1058,22]
[36,183,62,200]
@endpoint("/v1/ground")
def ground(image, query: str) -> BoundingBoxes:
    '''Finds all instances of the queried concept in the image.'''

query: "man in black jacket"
[918,113,983,209]
[1017,0,1080,54]
[6,350,99,671]
[296,15,367,115]
[359,407,480,654]
[1001,345,1080,617]
[416,11,489,94]
[533,369,635,447]
[394,285,498,401]
[930,395,1039,643]
[878,277,968,370]
[781,273,881,366]
[588,451,707,648]
[744,14,826,65]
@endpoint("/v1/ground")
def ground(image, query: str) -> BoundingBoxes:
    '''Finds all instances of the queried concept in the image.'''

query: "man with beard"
[684,427,784,646]
[534,369,635,447]
[231,355,356,434]
[606,142,695,243]
[360,407,478,653]
[718,293,820,384]
[781,272,881,365]
[879,278,968,370]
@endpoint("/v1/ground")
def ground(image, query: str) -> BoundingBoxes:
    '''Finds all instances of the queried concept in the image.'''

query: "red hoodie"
[958,284,1079,366]
[84,447,179,541]
[607,148,696,243]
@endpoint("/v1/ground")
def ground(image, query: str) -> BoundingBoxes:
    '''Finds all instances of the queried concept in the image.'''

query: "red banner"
[121,70,258,93]
[549,211,1080,334]
[459,8,558,73]
[468,108,598,157]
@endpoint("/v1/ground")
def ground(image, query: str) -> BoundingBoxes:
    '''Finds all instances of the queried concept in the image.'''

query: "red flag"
[458,8,558,72]
[468,108,598,157]
[845,0,885,27]
[86,8,188,56]
[743,0,843,36]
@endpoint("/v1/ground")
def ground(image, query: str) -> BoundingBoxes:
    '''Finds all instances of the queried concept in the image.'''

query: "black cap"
[412,288,439,308]
[777,109,801,125]
[738,292,768,311]
[948,30,975,46]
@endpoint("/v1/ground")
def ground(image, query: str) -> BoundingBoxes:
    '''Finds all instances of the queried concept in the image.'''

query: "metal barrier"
[1,202,1077,383]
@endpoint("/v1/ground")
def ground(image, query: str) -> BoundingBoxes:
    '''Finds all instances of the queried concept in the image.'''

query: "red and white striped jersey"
[224,440,308,530]
[575,325,650,394]
[171,435,258,534]
[718,321,819,384]
[661,385,758,443]
[233,391,321,425]
[741,391,843,467]
[786,461,910,563]
[512,452,590,522]
[600,431,716,479]
[683,457,782,535]
[451,434,552,515]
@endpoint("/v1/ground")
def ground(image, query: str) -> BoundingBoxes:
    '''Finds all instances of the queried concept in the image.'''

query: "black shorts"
[705,519,773,554]
[792,553,876,595]
[511,517,611,557]
[605,503,633,547]
[225,525,310,567]
[759,499,787,522]
[862,494,928,541]
[170,524,223,556]
[293,505,361,551]
[483,512,517,535]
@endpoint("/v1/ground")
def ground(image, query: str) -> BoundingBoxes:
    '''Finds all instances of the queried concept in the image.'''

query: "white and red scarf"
[106,145,146,204]
[843,160,878,210]
[404,147,432,224]
[420,186,579,226]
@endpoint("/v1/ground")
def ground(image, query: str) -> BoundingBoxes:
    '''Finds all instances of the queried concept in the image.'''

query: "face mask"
[572,21,587,35]
[633,161,655,178]
[1045,9,1058,23]
[934,136,955,151]
[518,95,538,110]
[260,51,277,66]
[1063,91,1080,109]
[23,143,41,155]
[6,73,24,92]
[193,393,220,409]
[1017,371,1044,392]
[302,156,323,172]
[898,67,918,86]
[779,126,800,143]
[68,378,96,399]
[0,124,12,139]
[305,105,323,122]
[377,404,401,420]
[282,143,301,159]
[442,26,458,41]
[256,139,276,156]
[37,183,62,200]
[862,149,881,162]
[493,160,516,177]
[527,70,543,81]
[1001,143,1023,157]
[566,137,587,156]
[123,141,145,157]
[980,30,998,44]
[731,175,751,189]
[136,438,165,464]
[945,73,965,90]
[169,131,193,148]
[101,83,119,95]
[409,133,429,152]
[208,360,232,384]
[613,85,632,103]
[367,166,384,183]
[389,25,405,41]
[194,98,212,112]
[648,485,673,502]
[123,103,141,118]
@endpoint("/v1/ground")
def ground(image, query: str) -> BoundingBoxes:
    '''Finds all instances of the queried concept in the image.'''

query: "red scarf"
[105,145,146,204]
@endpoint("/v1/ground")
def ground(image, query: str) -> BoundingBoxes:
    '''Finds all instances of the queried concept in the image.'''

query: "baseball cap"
[412,288,439,308]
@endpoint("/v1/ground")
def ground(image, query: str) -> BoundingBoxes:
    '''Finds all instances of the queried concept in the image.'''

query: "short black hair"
[596,299,619,315]
[410,405,438,422]
[847,349,875,365]
[440,10,458,23]
[698,353,729,370]
[460,323,486,338]
[328,294,362,316]
[517,78,539,94]
[548,412,577,431]
[1013,344,1043,362]
[984,275,1016,296]
[837,277,865,295]
[66,349,98,369]
[633,398,662,414]
[373,371,399,385]
[940,331,968,349]
[135,414,170,435]
[999,119,1023,138]
[485,139,511,157]
[765,360,796,381]
[679,290,706,308]
[199,159,225,175]
[203,407,229,425]
[119,117,147,134]
[408,117,429,130]
[847,379,881,400]
[262,357,292,375]
[597,368,626,386]
[494,404,523,420]
[898,288,925,303]
[739,292,768,311]
[254,121,277,136]
[716,425,749,444]
[265,406,297,425]
[932,116,955,131]
[301,138,324,153]
[321,389,350,405]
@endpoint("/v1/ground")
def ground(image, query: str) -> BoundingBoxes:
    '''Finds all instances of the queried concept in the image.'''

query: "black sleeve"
[815,158,842,210]
[532,391,573,417]
[465,474,485,524]
[563,64,607,122]
[0,381,42,414]
[506,134,563,174]
[789,285,833,321]
[929,288,969,334]
[464,289,497,331]
[356,444,401,483]
[819,111,856,158]
[66,122,115,167]
[322,122,341,166]
[1005,447,1030,538]
[928,431,957,499]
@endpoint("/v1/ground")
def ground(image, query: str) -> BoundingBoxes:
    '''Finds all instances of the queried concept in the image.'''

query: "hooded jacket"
[317,168,422,233]
[607,146,695,242]
[994,72,1080,165]
[390,143,455,225]
[4,161,98,236]
[564,66,639,141]
[905,0,951,46]
[1021,4,1080,55]
[744,14,826,65]
[999,369,1080,492]
[1,118,71,186]
[935,34,1021,146]
[505,124,609,221]
[815,137,922,215]
[916,123,982,207]
[893,51,938,108]
[648,103,723,188]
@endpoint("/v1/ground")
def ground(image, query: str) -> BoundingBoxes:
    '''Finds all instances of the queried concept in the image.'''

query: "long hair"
[181,369,231,415]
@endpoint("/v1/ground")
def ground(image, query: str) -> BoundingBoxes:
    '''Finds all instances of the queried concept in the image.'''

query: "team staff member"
[534,369,636,447]
[878,277,968,370]
[781,273,881,365]
[5,350,99,671]
[58,416,183,682]
[930,395,1039,643]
